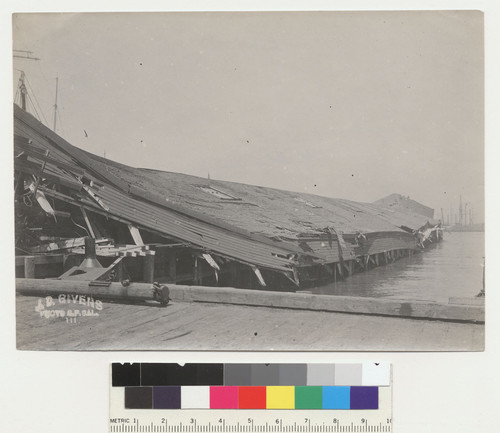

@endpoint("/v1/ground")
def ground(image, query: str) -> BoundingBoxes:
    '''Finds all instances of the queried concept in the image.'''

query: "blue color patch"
[322,386,350,409]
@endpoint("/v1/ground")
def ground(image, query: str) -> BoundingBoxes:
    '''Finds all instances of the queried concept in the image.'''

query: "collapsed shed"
[14,104,442,290]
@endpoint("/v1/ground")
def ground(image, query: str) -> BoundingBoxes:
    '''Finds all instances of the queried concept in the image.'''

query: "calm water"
[310,232,485,303]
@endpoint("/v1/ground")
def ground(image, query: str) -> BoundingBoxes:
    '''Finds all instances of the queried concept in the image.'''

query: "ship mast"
[13,49,40,113]
[17,71,27,111]
[53,75,59,132]
[459,194,463,226]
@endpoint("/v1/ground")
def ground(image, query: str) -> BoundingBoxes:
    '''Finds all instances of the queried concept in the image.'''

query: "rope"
[25,74,49,126]
[25,93,41,121]
[70,217,89,237]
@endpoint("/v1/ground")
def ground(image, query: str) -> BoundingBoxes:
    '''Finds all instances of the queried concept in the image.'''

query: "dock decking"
[16,295,484,351]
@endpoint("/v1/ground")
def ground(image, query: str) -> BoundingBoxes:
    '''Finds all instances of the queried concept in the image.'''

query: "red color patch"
[238,386,267,409]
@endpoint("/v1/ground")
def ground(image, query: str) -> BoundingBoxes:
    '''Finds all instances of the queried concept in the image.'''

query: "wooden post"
[337,262,343,278]
[143,254,155,283]
[81,208,96,238]
[116,259,124,281]
[231,262,239,286]
[168,252,177,283]
[24,256,35,278]
[193,256,200,285]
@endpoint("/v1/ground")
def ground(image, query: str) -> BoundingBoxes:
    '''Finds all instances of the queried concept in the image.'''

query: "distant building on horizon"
[373,193,435,220]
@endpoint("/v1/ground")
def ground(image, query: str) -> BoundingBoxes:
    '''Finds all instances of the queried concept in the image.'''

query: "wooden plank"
[14,137,85,176]
[29,237,112,253]
[449,297,485,306]
[14,104,131,192]
[166,284,485,323]
[251,266,266,287]
[128,225,144,246]
[16,254,69,266]
[15,295,484,351]
[15,159,82,190]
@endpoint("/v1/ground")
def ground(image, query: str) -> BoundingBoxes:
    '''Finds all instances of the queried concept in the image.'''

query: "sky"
[12,11,484,222]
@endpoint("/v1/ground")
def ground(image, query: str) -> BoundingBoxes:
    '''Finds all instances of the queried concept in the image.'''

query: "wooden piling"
[143,254,155,283]
[115,259,124,281]
[166,252,176,282]
[337,262,343,278]
[24,256,35,279]
[193,256,201,285]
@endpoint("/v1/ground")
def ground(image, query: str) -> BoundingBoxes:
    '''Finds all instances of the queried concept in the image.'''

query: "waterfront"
[312,232,484,303]
[16,231,486,351]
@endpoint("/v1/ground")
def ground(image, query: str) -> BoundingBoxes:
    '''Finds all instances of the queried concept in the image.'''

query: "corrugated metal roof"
[14,104,436,273]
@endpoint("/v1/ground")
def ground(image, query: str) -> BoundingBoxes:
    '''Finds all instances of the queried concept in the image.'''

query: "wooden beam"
[16,254,76,266]
[81,208,96,238]
[14,137,85,176]
[29,237,112,254]
[15,159,82,190]
[251,266,266,287]
[128,225,144,246]
[160,284,485,323]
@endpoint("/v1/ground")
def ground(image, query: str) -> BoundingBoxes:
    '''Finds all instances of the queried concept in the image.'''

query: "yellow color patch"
[266,386,295,409]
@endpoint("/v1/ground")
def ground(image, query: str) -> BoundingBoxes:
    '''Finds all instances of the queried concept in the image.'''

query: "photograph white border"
[1,1,499,432]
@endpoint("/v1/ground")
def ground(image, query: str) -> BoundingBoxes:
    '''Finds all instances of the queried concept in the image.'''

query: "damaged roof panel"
[14,104,437,275]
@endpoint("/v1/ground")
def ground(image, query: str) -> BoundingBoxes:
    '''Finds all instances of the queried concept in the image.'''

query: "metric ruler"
[110,363,392,433]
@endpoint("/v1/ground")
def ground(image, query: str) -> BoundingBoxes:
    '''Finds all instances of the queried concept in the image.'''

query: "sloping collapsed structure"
[14,104,442,290]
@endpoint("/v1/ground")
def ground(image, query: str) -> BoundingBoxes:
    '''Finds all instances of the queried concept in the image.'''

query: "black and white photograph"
[12,11,484,351]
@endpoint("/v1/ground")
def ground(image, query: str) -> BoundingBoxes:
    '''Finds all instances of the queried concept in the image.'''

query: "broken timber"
[14,103,444,291]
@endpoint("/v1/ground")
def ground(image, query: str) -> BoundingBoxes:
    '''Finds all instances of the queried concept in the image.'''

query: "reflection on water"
[311,232,484,303]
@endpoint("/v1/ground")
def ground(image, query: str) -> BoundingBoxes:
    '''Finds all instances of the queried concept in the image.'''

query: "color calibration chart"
[110,363,392,432]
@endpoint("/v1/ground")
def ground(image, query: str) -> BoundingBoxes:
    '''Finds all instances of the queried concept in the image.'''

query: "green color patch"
[295,386,323,409]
